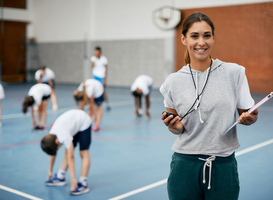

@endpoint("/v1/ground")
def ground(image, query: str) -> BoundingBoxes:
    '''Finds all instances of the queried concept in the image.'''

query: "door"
[0,21,27,82]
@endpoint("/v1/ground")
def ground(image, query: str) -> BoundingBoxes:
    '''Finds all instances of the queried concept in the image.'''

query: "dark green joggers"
[167,152,240,200]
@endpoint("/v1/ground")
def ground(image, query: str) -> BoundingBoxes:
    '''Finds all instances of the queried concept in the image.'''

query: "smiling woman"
[181,13,215,71]
[160,12,258,200]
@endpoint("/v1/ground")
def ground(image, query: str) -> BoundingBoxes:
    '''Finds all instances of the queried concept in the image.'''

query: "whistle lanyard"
[179,60,213,121]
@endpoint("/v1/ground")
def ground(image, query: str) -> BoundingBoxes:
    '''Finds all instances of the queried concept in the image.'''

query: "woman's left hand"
[238,109,258,125]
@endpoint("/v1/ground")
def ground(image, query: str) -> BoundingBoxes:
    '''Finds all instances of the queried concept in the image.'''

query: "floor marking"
[0,119,165,150]
[108,138,273,200]
[235,138,273,157]
[92,136,176,141]
[1,100,135,120]
[0,140,41,150]
[100,118,160,132]
[108,179,167,200]
[0,184,43,200]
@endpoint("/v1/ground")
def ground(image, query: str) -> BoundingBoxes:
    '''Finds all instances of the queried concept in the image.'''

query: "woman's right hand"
[161,112,183,135]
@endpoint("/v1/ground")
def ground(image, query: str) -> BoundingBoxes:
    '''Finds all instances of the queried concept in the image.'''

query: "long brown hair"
[22,96,35,113]
[182,12,215,65]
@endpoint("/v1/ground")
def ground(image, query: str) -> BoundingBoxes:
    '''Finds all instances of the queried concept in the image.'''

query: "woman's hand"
[161,111,183,135]
[238,109,258,125]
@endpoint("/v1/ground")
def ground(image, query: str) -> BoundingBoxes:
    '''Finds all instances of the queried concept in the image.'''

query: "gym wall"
[2,0,272,91]
[32,0,175,87]
[175,2,273,93]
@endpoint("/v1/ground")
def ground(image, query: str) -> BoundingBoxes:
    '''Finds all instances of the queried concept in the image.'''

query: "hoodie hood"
[177,59,224,124]
[178,59,224,74]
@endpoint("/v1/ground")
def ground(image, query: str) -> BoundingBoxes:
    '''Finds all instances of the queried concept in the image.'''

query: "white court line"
[235,138,273,157]
[0,184,43,200]
[108,138,273,200]
[108,179,167,200]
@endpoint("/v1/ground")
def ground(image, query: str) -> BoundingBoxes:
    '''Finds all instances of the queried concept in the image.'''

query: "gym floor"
[0,83,272,200]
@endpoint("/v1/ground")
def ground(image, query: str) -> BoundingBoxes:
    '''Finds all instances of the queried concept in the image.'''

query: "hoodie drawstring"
[199,156,216,190]
[183,60,212,122]
[194,70,210,123]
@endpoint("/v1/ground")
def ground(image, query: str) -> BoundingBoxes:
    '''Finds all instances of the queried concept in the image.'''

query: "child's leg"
[134,97,139,116]
[56,151,68,179]
[80,150,90,177]
[37,104,42,126]
[60,150,68,171]
[95,105,103,127]
[134,96,142,116]
[77,126,91,188]
[42,100,48,126]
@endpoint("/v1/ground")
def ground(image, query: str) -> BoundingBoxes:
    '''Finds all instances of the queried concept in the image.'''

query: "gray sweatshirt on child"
[160,59,254,155]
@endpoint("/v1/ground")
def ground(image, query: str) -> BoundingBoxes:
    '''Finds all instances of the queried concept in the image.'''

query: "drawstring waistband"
[199,156,216,190]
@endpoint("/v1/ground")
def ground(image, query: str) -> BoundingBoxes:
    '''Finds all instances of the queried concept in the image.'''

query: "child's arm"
[48,155,56,180]
[30,106,36,127]
[67,143,77,192]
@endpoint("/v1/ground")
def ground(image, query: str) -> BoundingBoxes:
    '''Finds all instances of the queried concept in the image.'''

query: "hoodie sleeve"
[236,67,255,109]
[159,81,175,109]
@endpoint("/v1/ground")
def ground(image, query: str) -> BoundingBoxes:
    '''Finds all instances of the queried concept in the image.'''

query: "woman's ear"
[181,34,187,45]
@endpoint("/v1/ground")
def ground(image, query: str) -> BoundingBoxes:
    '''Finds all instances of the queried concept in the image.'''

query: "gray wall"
[37,42,85,83]
[35,38,174,88]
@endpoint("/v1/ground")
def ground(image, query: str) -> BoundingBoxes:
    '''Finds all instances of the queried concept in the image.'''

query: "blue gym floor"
[0,83,272,200]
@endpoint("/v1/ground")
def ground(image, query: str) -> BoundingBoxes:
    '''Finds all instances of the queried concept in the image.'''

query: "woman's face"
[181,21,215,63]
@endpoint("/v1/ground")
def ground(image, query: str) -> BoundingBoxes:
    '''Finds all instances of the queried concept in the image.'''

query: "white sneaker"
[45,174,67,186]
[70,182,90,195]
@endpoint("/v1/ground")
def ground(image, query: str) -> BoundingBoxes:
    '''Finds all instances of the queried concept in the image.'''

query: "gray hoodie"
[160,59,254,155]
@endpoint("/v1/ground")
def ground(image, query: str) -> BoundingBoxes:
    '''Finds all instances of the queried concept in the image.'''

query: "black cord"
[179,60,213,121]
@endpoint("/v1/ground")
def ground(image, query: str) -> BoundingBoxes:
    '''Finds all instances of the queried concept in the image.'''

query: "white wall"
[2,0,271,42]
[2,0,272,86]
[93,0,175,40]
[92,0,272,41]
[31,0,93,43]
[1,7,31,22]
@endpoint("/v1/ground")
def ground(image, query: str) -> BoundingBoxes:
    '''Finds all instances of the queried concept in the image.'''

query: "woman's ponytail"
[184,48,190,65]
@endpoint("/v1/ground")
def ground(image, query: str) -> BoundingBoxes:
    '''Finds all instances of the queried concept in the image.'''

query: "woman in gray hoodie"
[160,12,258,200]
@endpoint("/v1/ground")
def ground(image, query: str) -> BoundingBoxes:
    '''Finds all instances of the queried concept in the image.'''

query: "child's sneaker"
[93,126,100,132]
[70,182,90,195]
[45,174,67,186]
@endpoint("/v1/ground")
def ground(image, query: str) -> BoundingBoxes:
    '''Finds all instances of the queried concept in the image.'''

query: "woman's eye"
[191,35,198,39]
[204,34,211,38]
